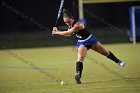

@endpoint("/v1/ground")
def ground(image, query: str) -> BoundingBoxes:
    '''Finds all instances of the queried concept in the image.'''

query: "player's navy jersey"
[68,21,92,40]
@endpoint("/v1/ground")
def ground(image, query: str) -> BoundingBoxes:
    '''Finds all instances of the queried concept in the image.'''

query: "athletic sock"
[107,51,120,63]
[76,61,83,77]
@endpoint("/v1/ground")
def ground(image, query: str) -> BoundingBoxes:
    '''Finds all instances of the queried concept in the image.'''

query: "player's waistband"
[78,34,92,42]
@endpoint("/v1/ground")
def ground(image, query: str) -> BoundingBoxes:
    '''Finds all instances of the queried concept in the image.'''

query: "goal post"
[129,6,140,44]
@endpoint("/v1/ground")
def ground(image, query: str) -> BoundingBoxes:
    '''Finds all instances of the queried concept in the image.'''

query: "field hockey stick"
[52,0,64,37]
[55,0,64,27]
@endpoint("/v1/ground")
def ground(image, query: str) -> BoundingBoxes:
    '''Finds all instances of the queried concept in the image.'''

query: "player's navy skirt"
[76,35,99,49]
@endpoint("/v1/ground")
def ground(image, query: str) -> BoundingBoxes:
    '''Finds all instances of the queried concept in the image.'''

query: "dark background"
[0,0,78,32]
[84,1,140,28]
[0,0,140,48]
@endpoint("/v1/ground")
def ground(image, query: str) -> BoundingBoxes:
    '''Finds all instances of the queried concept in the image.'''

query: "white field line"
[44,84,140,92]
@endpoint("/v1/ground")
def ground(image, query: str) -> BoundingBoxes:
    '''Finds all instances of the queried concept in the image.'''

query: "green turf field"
[0,43,140,93]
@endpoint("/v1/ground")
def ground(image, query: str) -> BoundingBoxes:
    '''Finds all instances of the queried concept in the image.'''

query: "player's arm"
[52,22,84,36]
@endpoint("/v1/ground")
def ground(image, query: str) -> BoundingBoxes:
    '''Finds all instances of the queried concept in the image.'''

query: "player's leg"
[75,45,87,84]
[91,42,125,67]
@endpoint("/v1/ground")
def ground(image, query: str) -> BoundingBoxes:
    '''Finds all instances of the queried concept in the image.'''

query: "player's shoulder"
[73,21,84,29]
[75,21,81,24]
[74,21,84,26]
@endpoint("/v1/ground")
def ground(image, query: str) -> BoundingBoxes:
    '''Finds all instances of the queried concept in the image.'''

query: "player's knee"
[78,55,86,61]
[100,51,109,56]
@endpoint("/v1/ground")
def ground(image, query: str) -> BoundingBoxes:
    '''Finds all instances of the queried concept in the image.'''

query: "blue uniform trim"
[76,35,99,48]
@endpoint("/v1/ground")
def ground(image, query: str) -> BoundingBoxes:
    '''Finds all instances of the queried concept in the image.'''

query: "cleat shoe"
[118,61,125,67]
[75,73,81,84]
